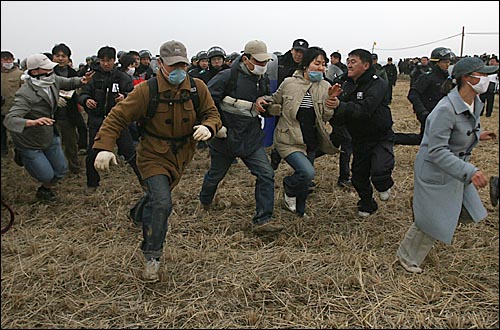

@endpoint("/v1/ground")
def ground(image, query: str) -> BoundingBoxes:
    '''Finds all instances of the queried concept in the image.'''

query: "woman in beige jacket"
[256,46,341,217]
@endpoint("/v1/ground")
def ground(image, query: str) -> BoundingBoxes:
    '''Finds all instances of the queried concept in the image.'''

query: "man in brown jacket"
[92,40,222,282]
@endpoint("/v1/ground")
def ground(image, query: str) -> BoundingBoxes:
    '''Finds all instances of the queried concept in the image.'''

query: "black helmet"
[430,47,455,62]
[227,52,239,61]
[196,50,208,60]
[139,49,152,59]
[207,46,226,59]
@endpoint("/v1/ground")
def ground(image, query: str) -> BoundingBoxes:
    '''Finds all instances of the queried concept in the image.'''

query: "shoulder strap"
[188,75,200,112]
[145,76,200,122]
[146,77,159,119]
[224,67,239,96]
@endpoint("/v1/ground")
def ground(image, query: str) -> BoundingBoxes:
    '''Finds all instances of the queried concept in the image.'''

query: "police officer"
[199,46,230,84]
[395,47,455,145]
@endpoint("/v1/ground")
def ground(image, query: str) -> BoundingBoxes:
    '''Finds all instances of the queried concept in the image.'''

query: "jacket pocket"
[420,159,445,185]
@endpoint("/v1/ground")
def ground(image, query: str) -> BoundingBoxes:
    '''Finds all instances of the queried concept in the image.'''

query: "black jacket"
[407,63,448,119]
[277,51,301,86]
[78,66,133,127]
[207,59,270,157]
[333,67,393,143]
[53,65,80,122]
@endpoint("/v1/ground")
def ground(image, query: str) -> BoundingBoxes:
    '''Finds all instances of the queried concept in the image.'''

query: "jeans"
[139,175,173,260]
[16,135,68,184]
[200,145,274,224]
[284,151,316,215]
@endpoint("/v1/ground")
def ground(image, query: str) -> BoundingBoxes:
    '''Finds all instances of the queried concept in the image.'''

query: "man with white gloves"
[92,40,221,282]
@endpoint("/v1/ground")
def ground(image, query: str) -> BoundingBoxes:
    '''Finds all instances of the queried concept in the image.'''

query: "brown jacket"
[93,73,222,188]
[1,66,23,115]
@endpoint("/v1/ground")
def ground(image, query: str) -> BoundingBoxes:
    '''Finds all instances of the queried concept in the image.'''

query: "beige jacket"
[1,66,24,114]
[268,70,339,158]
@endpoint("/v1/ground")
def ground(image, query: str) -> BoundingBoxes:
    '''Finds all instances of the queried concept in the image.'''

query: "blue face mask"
[308,71,323,82]
[167,68,187,85]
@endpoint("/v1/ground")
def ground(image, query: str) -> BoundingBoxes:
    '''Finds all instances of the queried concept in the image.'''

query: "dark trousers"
[480,84,496,116]
[394,112,425,146]
[86,125,142,187]
[1,114,7,153]
[73,112,88,150]
[339,139,352,182]
[351,140,394,208]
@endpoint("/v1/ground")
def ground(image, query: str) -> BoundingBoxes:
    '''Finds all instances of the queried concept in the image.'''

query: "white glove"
[193,125,211,141]
[94,151,118,171]
[57,97,67,108]
[215,126,227,138]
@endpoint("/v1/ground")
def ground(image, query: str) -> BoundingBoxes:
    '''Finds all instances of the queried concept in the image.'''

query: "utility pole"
[460,26,465,58]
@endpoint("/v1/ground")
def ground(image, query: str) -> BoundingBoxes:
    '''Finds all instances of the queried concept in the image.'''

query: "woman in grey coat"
[396,57,498,273]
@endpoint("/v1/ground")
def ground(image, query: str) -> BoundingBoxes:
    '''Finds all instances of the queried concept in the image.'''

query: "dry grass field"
[1,76,499,329]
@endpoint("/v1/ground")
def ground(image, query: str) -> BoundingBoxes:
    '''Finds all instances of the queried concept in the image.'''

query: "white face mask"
[248,60,267,76]
[467,75,489,94]
[2,62,14,70]
[31,72,56,87]
[126,67,135,76]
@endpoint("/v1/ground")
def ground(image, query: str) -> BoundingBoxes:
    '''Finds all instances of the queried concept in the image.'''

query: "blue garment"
[283,151,316,215]
[17,135,68,184]
[200,145,274,224]
[139,174,173,260]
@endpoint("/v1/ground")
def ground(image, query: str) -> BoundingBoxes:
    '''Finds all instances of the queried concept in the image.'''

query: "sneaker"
[36,186,56,202]
[252,220,284,233]
[398,256,423,274]
[337,179,352,188]
[490,176,499,207]
[143,258,160,281]
[358,210,372,217]
[379,188,391,201]
[357,198,378,217]
[14,148,23,167]
[283,192,297,213]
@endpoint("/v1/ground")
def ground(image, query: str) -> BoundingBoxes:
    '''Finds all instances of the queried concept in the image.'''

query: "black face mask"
[31,71,54,79]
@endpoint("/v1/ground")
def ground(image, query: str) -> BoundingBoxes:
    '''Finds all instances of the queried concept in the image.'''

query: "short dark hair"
[348,49,373,67]
[97,46,116,60]
[1,51,14,60]
[299,46,328,70]
[52,43,72,57]
[128,50,140,58]
[119,53,136,70]
[331,51,341,60]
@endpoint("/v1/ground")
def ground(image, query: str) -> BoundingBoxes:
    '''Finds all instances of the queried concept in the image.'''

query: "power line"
[374,33,461,51]
[373,31,499,51]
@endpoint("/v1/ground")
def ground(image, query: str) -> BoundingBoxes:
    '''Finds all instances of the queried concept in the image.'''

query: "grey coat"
[413,87,487,244]
[3,76,83,149]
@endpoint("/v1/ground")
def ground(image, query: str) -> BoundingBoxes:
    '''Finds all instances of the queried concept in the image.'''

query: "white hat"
[26,54,58,71]
[243,40,273,62]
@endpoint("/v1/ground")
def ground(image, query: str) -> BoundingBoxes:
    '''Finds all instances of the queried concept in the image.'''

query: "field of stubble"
[1,76,498,329]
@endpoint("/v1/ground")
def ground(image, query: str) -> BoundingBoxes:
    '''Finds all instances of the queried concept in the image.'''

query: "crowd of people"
[1,39,498,281]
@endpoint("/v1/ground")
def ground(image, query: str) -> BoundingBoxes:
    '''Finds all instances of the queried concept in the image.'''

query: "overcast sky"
[2,1,499,67]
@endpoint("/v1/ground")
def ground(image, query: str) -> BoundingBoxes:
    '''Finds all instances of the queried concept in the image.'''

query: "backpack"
[137,75,200,139]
